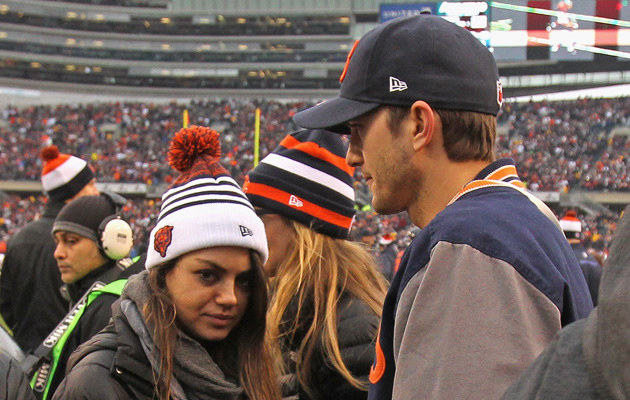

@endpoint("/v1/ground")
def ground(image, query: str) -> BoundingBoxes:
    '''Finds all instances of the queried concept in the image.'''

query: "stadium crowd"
[1,97,627,269]
[497,97,630,191]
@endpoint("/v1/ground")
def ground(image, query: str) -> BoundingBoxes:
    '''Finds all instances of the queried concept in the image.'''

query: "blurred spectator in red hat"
[0,146,99,354]
[560,210,603,306]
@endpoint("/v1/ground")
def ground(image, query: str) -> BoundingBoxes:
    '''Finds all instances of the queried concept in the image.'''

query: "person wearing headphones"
[28,193,142,400]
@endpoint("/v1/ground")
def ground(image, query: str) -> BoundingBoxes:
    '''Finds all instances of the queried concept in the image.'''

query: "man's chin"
[372,202,403,216]
[60,273,76,284]
[371,195,401,215]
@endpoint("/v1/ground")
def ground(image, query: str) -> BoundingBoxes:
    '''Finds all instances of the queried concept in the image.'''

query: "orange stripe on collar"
[449,178,525,205]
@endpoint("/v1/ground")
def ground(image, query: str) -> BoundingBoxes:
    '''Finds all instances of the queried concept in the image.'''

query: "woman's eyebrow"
[193,258,223,271]
[237,269,254,278]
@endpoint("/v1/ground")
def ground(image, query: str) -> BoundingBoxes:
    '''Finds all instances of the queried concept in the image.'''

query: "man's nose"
[346,141,363,167]
[53,244,65,260]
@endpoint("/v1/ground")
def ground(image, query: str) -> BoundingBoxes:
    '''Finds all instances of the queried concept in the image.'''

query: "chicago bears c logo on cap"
[339,40,360,83]
[154,225,174,258]
[497,81,504,107]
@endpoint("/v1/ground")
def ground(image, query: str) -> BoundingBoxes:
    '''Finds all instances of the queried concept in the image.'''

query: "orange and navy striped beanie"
[243,129,355,239]
[40,145,94,202]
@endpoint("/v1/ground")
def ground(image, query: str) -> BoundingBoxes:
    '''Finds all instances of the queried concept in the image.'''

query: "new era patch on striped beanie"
[146,125,268,269]
[40,145,94,202]
[243,129,355,239]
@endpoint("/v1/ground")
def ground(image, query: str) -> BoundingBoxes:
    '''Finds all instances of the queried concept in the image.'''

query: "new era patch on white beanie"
[146,125,268,269]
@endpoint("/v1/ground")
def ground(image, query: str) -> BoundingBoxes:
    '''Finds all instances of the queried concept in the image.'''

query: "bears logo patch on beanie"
[243,129,355,239]
[146,125,268,270]
[41,145,94,202]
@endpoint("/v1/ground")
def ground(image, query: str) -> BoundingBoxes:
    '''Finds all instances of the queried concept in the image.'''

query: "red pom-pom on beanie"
[41,145,60,162]
[168,125,221,172]
[565,210,578,219]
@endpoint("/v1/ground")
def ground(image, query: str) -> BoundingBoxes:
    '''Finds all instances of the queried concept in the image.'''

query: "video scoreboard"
[379,1,630,61]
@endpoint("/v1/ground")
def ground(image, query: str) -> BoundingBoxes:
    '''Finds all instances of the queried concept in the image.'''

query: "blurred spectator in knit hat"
[377,232,398,282]
[392,227,422,280]
[357,226,377,248]
[560,210,603,306]
[0,146,99,353]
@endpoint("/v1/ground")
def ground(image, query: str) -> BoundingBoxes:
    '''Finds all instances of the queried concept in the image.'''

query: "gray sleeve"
[392,241,562,400]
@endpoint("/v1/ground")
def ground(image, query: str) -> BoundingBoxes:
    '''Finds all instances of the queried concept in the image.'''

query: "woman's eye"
[199,270,218,282]
[236,275,252,290]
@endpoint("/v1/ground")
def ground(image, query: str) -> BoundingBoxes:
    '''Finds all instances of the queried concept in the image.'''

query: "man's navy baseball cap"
[293,15,503,134]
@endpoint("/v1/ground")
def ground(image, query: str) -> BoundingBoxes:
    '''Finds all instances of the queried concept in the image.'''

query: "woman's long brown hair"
[144,250,281,400]
[267,220,388,397]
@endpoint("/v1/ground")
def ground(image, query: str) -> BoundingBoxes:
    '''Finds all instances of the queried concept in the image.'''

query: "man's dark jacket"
[0,201,68,352]
[48,254,145,398]
[52,302,156,400]
[571,242,602,306]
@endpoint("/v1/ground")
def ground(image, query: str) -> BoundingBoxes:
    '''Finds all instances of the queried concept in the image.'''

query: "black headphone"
[97,192,134,260]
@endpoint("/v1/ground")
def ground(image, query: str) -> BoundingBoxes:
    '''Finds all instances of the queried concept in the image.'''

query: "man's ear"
[410,101,435,151]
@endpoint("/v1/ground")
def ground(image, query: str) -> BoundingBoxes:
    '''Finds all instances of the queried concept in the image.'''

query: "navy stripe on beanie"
[47,166,94,202]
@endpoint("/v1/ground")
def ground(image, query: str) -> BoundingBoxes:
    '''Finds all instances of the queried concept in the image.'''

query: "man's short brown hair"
[387,106,496,162]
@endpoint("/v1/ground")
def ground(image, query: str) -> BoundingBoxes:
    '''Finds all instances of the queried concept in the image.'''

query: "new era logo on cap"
[389,76,408,92]
[239,225,254,237]
[289,195,304,207]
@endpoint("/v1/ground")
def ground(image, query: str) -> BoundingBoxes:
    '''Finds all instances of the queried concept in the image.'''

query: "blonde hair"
[268,220,387,397]
[144,251,281,400]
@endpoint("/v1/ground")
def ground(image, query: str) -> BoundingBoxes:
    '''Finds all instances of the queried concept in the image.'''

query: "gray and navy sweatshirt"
[368,158,593,400]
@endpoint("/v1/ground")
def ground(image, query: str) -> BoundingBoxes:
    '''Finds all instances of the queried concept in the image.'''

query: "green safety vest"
[30,279,127,400]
